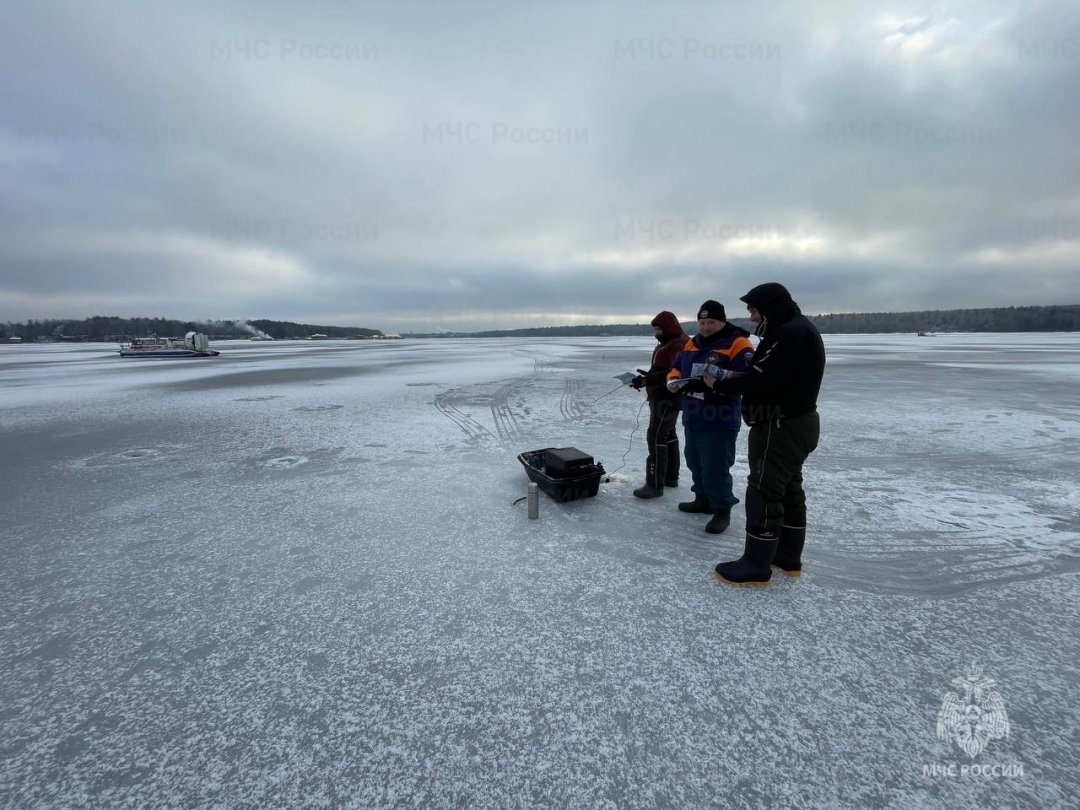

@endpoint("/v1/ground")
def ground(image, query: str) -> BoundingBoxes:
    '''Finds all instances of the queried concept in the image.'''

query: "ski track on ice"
[560,378,587,422]
[433,389,496,443]
[489,381,523,442]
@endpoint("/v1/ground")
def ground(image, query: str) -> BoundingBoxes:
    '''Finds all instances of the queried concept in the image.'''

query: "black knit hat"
[697,300,726,321]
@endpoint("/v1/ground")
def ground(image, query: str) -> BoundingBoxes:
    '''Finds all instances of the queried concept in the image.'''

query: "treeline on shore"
[4,304,1078,342]
[809,304,1080,334]
[246,320,382,340]
[0,317,383,342]
[410,304,1080,337]
[406,306,1080,341]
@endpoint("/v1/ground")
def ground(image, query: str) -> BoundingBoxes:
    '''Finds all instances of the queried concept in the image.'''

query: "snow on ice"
[1,334,1078,808]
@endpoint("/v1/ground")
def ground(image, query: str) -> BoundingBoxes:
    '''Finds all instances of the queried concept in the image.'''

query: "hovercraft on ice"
[118,332,220,358]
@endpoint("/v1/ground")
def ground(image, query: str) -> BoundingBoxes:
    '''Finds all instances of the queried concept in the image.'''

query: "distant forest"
[246,319,381,340]
[808,304,1080,334]
[3,304,1078,342]
[0,316,382,341]
[410,304,1080,337]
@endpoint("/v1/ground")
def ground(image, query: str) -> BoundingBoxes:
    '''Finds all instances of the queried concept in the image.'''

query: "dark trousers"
[645,399,679,460]
[684,428,739,510]
[745,412,820,538]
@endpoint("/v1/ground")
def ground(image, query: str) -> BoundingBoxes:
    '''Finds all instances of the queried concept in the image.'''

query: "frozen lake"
[2,334,1078,808]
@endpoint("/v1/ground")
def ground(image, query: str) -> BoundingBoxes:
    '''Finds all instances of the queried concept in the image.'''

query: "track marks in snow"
[435,380,529,443]
[560,378,587,421]
[435,373,604,443]
[513,349,562,374]
[808,536,1080,597]
[434,390,497,442]
[808,469,1080,596]
[490,382,523,441]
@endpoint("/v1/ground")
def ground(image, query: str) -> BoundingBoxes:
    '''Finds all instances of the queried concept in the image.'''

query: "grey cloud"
[2,1,1078,330]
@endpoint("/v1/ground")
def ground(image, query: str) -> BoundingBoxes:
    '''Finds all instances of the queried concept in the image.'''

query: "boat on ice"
[118,332,220,358]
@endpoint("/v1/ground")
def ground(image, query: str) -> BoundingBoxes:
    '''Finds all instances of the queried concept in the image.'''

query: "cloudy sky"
[2,1,1077,332]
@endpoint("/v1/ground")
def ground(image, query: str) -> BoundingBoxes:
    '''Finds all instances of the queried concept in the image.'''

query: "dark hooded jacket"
[643,311,687,404]
[712,282,825,424]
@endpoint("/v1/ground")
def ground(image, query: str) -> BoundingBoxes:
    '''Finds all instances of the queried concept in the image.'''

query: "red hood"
[650,310,684,339]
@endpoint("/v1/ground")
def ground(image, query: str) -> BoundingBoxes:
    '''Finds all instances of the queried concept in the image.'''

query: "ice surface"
[1,334,1078,808]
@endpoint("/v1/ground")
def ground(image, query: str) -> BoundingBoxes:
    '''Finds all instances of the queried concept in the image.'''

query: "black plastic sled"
[517,447,605,503]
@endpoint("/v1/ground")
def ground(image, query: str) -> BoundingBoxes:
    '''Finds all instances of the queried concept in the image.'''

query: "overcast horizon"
[2,1,1078,333]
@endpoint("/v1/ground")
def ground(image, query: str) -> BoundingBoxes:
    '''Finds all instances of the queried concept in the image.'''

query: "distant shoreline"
[5,329,1080,347]
[3,303,1078,341]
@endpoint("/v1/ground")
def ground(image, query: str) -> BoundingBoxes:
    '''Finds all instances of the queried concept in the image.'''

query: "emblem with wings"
[936,663,1010,758]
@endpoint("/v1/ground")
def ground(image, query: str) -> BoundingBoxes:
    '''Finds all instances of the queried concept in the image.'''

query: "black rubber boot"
[705,508,731,535]
[678,495,712,513]
[714,533,778,586]
[633,445,666,499]
[664,438,680,487]
[772,525,805,577]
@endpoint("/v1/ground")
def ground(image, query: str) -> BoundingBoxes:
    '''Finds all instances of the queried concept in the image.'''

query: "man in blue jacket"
[666,300,754,534]
[704,283,826,585]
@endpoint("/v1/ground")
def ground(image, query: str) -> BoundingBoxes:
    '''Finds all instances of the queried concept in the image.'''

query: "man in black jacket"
[703,283,825,585]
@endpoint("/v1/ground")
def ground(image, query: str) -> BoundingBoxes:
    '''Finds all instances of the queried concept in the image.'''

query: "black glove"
[680,378,707,394]
[709,377,734,394]
[630,375,646,390]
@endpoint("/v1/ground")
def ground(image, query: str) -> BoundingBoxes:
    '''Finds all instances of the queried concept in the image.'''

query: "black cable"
[605,397,649,478]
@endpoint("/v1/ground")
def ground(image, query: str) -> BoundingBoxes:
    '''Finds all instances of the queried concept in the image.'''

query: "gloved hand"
[630,375,646,390]
[703,364,741,381]
[679,378,707,394]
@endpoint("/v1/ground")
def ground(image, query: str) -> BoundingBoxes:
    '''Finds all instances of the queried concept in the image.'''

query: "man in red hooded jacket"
[631,311,687,498]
